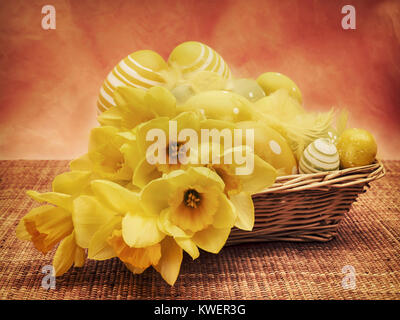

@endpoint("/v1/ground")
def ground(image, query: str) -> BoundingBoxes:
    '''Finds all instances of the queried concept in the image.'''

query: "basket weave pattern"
[227,161,386,244]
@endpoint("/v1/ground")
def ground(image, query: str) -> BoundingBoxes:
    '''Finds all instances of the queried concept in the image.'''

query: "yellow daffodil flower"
[16,170,92,276]
[98,86,177,130]
[70,126,136,182]
[141,167,237,259]
[72,179,182,285]
[132,111,202,188]
[200,144,277,231]
[131,111,236,189]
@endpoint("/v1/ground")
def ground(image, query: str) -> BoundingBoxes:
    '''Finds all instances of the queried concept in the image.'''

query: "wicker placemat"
[0,160,399,300]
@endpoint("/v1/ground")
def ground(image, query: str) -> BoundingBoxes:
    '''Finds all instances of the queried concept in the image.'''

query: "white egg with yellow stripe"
[97,50,168,113]
[299,138,340,174]
[168,41,231,79]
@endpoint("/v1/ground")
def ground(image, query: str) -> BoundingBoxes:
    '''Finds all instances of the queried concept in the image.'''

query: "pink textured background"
[0,0,399,159]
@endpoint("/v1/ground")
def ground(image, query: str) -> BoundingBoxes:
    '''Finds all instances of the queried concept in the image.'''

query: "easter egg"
[256,72,302,104]
[236,121,298,176]
[337,128,377,168]
[227,78,266,102]
[180,90,256,123]
[299,138,339,174]
[97,50,168,113]
[168,41,231,79]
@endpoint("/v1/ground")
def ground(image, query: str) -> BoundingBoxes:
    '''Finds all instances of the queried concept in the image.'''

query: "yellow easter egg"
[299,138,340,174]
[97,50,168,113]
[227,78,266,102]
[256,72,302,104]
[180,90,256,123]
[236,121,298,176]
[337,128,377,168]
[168,41,231,79]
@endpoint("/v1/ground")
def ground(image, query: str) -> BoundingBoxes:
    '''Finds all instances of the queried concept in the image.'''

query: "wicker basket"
[227,160,385,244]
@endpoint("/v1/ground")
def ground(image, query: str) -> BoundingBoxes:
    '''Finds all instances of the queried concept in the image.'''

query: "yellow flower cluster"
[16,85,278,285]
[16,39,345,285]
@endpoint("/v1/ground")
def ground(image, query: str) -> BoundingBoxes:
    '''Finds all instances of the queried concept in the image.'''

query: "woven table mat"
[0,160,399,300]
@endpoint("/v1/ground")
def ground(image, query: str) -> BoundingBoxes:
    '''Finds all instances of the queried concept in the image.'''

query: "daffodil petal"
[90,180,140,213]
[133,158,162,189]
[117,131,136,141]
[88,126,119,152]
[192,226,231,254]
[124,263,147,274]
[72,196,116,248]
[183,167,225,192]
[157,209,193,238]
[173,111,202,132]
[52,171,92,196]
[175,237,199,260]
[141,177,174,216]
[164,167,224,192]
[88,216,122,260]
[15,218,31,240]
[97,106,123,127]
[154,237,183,286]
[122,212,165,248]
[113,86,155,129]
[26,190,72,212]
[74,246,86,267]
[108,229,161,269]
[163,169,192,186]
[239,154,277,194]
[53,231,76,276]
[70,154,93,171]
[113,86,146,109]
[230,192,255,231]
[120,142,142,174]
[212,194,237,229]
[145,86,176,117]
[135,116,170,156]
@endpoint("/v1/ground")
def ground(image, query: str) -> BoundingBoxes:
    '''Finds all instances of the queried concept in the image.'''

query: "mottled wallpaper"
[0,0,399,159]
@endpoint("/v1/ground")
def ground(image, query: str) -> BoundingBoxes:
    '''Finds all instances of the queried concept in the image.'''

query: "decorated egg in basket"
[299,138,340,174]
[97,50,168,113]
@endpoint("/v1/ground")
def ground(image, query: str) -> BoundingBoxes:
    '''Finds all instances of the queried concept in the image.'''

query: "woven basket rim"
[256,159,385,194]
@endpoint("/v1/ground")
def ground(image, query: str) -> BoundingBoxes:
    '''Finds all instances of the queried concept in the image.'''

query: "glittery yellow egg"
[337,128,377,168]
[168,41,231,79]
[97,50,168,113]
[299,138,340,174]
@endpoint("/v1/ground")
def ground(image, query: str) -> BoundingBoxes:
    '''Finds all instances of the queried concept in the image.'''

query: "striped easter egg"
[168,41,231,79]
[299,138,340,174]
[97,50,168,113]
